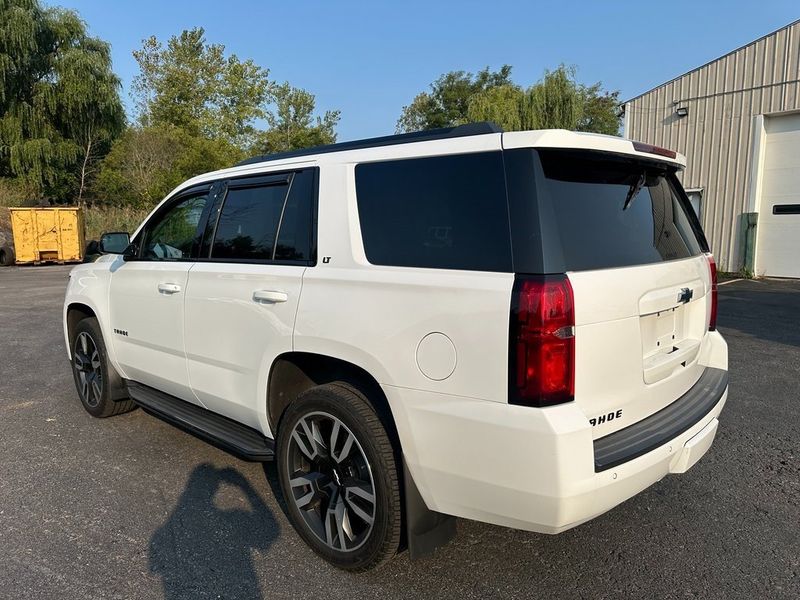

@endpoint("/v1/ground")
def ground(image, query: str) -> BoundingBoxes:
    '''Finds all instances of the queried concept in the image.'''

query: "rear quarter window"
[354,152,512,272]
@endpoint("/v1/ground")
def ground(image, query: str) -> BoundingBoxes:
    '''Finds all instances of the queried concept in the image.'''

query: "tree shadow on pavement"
[149,463,278,600]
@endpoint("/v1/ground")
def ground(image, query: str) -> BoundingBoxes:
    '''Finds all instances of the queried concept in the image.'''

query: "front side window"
[354,152,512,272]
[141,193,209,260]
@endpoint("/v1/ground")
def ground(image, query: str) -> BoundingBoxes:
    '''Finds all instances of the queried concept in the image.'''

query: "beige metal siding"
[626,20,800,271]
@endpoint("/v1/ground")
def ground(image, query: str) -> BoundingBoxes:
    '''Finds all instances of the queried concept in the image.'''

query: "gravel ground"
[0,266,797,599]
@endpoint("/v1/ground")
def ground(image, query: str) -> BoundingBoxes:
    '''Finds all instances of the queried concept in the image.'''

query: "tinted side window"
[355,152,511,272]
[536,150,702,271]
[275,170,315,261]
[212,182,289,260]
[141,193,209,260]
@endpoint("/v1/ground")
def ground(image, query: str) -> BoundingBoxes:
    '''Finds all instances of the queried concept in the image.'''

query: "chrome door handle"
[157,282,182,294]
[253,290,288,304]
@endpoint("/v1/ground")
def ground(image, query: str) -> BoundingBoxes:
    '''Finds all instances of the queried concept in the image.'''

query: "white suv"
[63,123,728,570]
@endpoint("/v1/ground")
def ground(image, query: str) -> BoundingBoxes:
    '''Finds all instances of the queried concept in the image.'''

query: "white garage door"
[756,113,800,278]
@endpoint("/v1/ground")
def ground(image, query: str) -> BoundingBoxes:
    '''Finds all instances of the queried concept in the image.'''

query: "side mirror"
[98,231,130,255]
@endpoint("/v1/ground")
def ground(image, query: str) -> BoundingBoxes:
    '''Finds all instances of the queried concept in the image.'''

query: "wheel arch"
[65,302,98,357]
[64,299,118,367]
[267,352,399,450]
[66,302,96,335]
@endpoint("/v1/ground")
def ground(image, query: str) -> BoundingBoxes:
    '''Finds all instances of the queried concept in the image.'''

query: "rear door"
[183,168,316,430]
[507,148,712,438]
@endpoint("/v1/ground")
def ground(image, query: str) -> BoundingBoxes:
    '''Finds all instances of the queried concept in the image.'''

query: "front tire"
[276,382,401,571]
[70,317,136,418]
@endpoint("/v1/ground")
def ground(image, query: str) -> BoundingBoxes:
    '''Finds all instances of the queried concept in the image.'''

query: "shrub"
[83,206,152,241]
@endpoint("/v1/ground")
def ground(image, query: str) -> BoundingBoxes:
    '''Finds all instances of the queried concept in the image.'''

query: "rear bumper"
[385,331,728,534]
[594,367,728,472]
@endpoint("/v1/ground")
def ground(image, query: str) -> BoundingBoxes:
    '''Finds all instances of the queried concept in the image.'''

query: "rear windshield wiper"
[623,172,646,211]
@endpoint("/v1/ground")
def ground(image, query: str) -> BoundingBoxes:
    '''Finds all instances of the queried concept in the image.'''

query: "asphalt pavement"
[0,265,797,599]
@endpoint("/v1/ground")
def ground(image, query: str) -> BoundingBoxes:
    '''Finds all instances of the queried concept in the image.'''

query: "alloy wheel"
[286,411,377,552]
[73,332,103,408]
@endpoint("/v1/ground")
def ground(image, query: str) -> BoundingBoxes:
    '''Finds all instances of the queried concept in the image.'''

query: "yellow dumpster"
[9,207,84,264]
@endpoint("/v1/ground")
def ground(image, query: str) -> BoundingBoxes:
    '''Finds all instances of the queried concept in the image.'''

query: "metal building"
[623,19,800,276]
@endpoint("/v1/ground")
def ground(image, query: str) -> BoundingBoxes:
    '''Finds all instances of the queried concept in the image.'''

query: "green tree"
[132,28,270,148]
[466,85,524,132]
[0,0,125,201]
[397,66,514,132]
[406,65,621,135]
[467,66,583,131]
[520,65,583,130]
[576,82,621,135]
[255,82,340,154]
[93,125,242,208]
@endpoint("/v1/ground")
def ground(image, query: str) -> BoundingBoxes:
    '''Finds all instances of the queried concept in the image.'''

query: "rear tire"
[276,382,402,571]
[0,245,14,266]
[70,317,136,418]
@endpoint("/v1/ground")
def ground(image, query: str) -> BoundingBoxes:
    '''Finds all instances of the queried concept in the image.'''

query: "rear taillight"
[509,275,575,407]
[706,253,718,331]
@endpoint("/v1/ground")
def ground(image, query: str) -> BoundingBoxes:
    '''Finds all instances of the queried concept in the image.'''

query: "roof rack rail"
[235,121,503,167]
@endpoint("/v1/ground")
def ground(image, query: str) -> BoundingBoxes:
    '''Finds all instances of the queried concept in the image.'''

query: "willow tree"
[0,0,124,201]
[521,66,583,131]
[407,65,621,135]
[466,84,524,132]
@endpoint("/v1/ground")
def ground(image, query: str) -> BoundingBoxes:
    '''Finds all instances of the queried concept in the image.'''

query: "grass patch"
[0,178,37,208]
[718,268,754,281]
[83,206,151,241]
[0,207,11,246]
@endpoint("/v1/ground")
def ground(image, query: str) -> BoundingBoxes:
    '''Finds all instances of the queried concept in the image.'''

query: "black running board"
[126,381,275,461]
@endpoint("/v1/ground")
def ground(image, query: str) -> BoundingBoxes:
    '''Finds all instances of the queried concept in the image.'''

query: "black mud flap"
[404,459,457,560]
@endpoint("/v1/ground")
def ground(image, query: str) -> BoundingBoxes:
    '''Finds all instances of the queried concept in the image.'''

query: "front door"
[109,188,211,403]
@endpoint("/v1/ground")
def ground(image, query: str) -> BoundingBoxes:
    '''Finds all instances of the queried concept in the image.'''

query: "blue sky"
[56,0,799,141]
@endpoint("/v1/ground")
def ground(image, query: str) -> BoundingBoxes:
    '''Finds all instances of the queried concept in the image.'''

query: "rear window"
[355,152,512,272]
[207,169,315,263]
[212,182,289,260]
[536,150,703,271]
